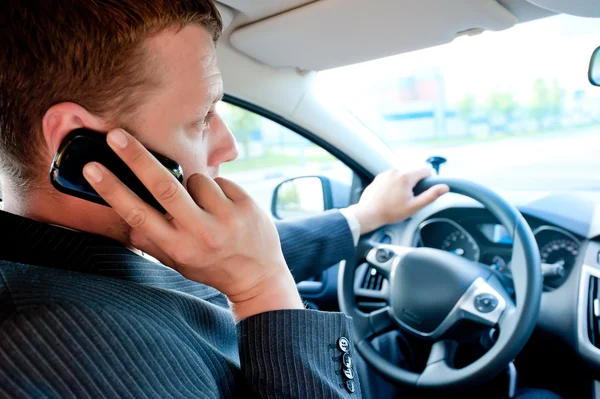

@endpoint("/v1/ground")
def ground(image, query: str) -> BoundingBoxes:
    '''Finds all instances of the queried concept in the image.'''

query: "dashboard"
[297,191,600,379]
[414,208,583,291]
[378,191,600,377]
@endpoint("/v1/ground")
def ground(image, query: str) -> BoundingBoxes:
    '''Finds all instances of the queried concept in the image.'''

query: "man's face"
[127,25,238,184]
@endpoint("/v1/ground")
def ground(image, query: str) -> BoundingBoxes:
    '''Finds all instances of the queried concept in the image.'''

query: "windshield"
[315,14,600,191]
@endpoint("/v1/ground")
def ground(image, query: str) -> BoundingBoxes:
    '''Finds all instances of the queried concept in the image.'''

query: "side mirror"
[590,46,600,87]
[271,176,333,220]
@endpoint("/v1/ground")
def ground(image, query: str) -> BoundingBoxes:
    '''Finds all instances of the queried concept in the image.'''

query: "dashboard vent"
[380,234,392,244]
[588,276,600,347]
[361,267,384,291]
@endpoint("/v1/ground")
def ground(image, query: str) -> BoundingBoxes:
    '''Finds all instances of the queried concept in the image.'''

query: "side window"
[218,102,354,217]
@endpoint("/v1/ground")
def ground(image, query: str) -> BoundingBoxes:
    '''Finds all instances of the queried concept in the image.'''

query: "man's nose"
[208,120,239,166]
[222,133,239,163]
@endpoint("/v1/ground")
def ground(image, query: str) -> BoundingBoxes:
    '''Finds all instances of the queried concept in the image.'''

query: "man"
[0,1,560,399]
[0,1,449,398]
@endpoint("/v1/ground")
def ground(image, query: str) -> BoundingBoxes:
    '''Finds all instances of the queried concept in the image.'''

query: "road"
[398,127,600,191]
[225,126,600,214]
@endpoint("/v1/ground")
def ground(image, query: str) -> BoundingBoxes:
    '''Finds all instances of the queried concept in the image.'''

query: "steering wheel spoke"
[365,244,413,279]
[367,306,395,338]
[453,276,510,329]
[351,305,396,340]
[418,340,457,385]
[496,294,517,333]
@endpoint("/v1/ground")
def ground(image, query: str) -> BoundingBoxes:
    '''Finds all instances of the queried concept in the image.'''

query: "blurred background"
[218,13,600,210]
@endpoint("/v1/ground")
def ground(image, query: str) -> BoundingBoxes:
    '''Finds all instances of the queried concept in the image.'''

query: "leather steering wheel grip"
[338,176,542,389]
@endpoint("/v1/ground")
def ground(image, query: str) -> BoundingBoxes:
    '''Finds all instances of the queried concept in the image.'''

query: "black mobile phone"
[50,128,183,214]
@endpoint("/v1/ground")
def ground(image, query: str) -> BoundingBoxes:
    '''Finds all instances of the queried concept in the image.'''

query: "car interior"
[2,0,600,398]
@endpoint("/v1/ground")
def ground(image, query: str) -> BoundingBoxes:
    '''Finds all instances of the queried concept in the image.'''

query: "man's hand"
[82,129,303,321]
[346,167,450,235]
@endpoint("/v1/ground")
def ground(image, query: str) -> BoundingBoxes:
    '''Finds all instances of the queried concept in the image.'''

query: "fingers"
[407,166,433,186]
[83,162,176,245]
[409,184,450,212]
[104,129,205,223]
[213,177,250,204]
[187,173,232,214]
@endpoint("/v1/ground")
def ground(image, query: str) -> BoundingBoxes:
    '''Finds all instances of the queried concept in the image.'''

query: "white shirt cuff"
[339,208,361,247]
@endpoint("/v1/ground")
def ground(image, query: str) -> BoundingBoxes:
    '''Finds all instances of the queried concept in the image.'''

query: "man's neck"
[2,183,130,246]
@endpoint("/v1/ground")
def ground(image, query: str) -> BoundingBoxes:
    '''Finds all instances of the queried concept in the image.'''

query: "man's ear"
[42,102,109,154]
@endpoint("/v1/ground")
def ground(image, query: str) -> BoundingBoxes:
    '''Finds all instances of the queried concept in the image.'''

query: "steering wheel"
[338,177,542,389]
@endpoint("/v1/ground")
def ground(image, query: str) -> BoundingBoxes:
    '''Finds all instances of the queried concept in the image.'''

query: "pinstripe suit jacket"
[0,210,361,398]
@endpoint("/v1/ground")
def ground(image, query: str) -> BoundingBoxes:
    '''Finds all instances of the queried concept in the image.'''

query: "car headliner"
[216,0,598,72]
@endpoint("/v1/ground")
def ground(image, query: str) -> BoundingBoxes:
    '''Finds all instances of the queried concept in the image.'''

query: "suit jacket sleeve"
[238,309,362,398]
[276,210,356,282]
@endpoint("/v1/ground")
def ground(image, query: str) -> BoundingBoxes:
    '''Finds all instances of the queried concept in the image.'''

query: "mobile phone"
[50,128,183,214]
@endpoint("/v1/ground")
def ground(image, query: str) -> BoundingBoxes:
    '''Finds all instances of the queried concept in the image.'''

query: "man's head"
[0,0,238,239]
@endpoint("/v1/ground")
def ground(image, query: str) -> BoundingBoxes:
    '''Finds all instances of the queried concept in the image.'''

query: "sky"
[315,14,600,107]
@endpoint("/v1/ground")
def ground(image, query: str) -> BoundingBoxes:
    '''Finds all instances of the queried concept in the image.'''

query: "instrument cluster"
[417,217,581,290]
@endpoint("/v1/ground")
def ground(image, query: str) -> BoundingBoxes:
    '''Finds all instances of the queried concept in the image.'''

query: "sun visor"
[230,0,518,71]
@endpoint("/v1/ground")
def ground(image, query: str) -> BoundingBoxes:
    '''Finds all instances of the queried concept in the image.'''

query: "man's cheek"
[207,166,220,179]
[179,155,211,185]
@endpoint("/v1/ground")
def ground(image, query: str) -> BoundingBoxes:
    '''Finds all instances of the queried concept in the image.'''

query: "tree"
[530,78,549,127]
[529,78,564,128]
[456,93,476,135]
[548,78,565,116]
[485,91,516,120]
[483,90,516,134]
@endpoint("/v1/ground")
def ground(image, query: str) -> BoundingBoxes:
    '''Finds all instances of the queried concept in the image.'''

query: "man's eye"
[205,110,216,124]
[192,110,217,132]
[198,111,216,131]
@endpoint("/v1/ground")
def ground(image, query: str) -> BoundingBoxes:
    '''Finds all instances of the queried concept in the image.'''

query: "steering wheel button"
[375,248,393,263]
[342,353,352,368]
[474,294,498,313]
[345,380,355,393]
[338,337,350,353]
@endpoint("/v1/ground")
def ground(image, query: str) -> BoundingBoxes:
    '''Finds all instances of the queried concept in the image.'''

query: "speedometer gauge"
[540,239,579,266]
[534,226,581,289]
[418,218,481,262]
[440,230,480,261]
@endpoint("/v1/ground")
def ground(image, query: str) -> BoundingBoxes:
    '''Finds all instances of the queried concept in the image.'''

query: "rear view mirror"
[271,176,332,220]
[590,46,600,86]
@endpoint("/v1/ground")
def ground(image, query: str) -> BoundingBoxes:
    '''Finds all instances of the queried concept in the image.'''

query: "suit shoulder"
[0,302,237,398]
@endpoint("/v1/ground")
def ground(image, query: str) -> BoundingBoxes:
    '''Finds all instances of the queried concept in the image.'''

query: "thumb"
[214,176,250,203]
[408,184,450,213]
